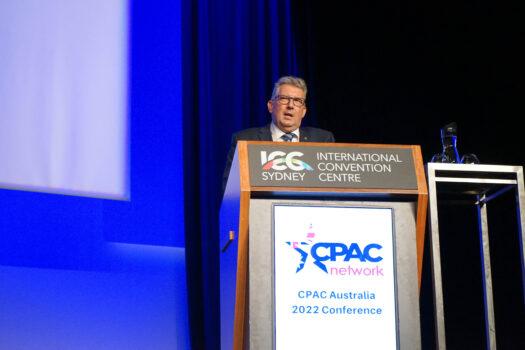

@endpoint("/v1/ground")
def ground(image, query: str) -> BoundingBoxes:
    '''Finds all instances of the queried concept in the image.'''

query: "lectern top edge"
[240,139,421,149]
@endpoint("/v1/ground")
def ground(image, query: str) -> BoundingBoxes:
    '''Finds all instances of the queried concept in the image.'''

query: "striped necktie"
[281,133,295,142]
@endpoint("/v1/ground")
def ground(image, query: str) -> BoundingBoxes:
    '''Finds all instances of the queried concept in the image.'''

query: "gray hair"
[271,76,307,99]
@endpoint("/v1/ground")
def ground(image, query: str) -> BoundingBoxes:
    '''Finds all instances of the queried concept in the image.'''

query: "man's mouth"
[283,112,293,117]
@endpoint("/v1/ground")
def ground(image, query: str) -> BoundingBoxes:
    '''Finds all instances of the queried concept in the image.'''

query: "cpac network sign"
[248,144,417,189]
[274,205,398,349]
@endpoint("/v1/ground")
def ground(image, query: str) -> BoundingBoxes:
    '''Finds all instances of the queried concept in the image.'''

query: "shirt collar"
[270,122,300,142]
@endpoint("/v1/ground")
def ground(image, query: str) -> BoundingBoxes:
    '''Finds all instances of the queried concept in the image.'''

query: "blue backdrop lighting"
[0,1,188,349]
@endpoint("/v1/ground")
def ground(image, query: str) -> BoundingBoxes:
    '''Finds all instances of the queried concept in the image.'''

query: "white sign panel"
[274,205,398,349]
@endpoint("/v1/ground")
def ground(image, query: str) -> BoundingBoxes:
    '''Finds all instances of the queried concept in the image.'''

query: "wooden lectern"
[220,141,428,349]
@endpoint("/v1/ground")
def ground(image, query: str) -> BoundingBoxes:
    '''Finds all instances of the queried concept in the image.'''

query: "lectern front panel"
[248,199,421,350]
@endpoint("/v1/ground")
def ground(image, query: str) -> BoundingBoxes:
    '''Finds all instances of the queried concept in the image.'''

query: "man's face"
[267,84,307,133]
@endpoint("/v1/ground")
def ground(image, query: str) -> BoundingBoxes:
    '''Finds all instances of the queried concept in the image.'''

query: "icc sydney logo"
[260,151,313,171]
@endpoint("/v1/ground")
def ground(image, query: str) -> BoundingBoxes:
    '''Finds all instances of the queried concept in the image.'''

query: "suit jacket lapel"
[299,127,310,142]
[258,125,273,141]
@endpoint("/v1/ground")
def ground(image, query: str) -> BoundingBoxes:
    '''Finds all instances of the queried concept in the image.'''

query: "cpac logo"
[260,151,313,171]
[310,243,383,273]
[288,239,383,273]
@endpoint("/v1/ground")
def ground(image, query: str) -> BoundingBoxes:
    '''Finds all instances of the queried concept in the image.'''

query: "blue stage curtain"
[182,0,298,348]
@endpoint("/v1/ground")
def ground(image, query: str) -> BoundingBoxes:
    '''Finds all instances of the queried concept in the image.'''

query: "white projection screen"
[0,0,128,199]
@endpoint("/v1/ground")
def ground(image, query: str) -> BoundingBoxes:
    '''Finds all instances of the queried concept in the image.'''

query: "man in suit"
[223,76,335,191]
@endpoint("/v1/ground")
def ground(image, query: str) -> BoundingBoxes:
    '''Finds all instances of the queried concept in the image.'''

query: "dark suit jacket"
[222,124,335,192]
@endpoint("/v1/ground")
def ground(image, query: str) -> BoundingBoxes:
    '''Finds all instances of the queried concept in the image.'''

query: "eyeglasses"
[274,95,306,107]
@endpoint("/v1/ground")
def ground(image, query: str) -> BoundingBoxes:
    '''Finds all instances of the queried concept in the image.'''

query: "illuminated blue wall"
[0,1,189,349]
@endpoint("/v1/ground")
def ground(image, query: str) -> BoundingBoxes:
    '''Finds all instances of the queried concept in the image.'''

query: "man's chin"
[279,121,296,128]
[279,126,297,133]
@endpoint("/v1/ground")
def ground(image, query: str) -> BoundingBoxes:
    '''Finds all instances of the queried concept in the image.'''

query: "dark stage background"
[293,2,525,348]
[183,0,525,348]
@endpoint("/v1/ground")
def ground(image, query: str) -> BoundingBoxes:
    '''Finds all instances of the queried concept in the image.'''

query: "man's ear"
[267,100,273,113]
